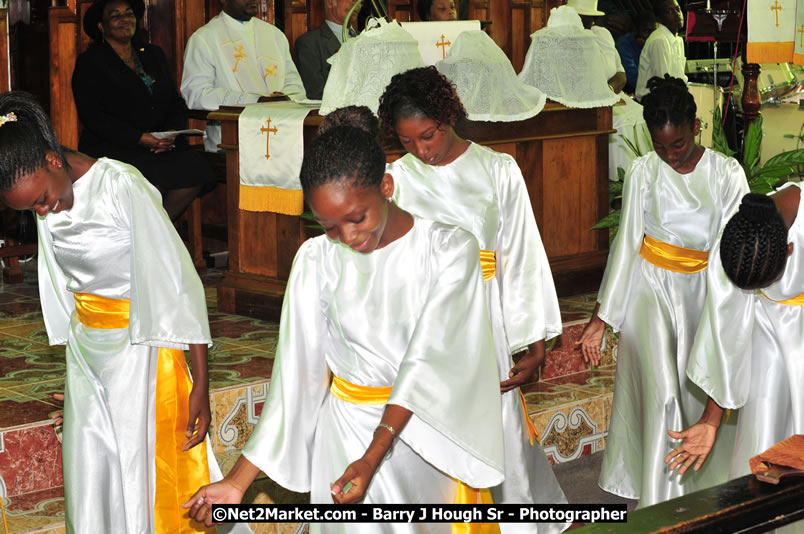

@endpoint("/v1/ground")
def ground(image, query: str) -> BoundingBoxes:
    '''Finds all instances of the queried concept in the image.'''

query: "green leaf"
[711,107,736,157]
[743,116,764,173]
[592,211,621,230]
[762,149,804,169]
[752,165,794,180]
[617,166,626,181]
[609,180,624,202]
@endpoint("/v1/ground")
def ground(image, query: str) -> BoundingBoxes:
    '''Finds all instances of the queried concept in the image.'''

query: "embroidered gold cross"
[264,64,278,79]
[770,0,782,27]
[799,24,804,46]
[232,45,247,72]
[436,34,451,59]
[260,118,278,160]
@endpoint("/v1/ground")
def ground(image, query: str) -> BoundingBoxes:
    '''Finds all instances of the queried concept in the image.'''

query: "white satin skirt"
[598,261,736,507]
[62,316,250,533]
[309,394,457,534]
[729,299,804,479]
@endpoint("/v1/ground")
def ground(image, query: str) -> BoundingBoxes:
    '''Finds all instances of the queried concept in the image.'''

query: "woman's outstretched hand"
[577,317,605,366]
[330,457,379,504]
[665,423,718,475]
[183,480,245,527]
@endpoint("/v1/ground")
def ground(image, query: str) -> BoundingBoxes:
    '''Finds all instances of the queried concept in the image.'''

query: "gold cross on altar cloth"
[264,64,278,79]
[799,23,804,46]
[436,34,451,59]
[771,0,782,27]
[233,45,247,72]
[260,118,278,160]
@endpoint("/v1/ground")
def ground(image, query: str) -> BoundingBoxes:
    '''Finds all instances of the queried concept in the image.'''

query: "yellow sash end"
[452,483,500,534]
[639,235,709,273]
[761,292,804,306]
[479,250,496,281]
[518,390,538,446]
[330,375,392,405]
[74,293,131,329]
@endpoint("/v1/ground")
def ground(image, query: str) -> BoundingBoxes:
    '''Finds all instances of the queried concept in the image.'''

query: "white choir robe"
[36,158,250,533]
[596,149,748,506]
[241,218,505,534]
[592,25,653,182]
[688,182,804,479]
[634,24,687,101]
[180,11,306,151]
[387,143,568,534]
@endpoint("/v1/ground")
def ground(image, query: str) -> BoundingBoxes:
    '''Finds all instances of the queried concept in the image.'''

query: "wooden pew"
[210,104,613,320]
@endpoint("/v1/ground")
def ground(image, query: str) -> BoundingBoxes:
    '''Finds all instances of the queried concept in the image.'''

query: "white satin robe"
[241,218,505,534]
[36,158,249,534]
[596,149,748,506]
[387,143,568,534]
[689,182,804,479]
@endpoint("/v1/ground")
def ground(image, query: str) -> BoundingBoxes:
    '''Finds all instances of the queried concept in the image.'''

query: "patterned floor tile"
[521,381,598,413]
[0,424,63,497]
[558,293,597,324]
[0,395,60,430]
[4,380,64,406]
[3,486,65,533]
[0,349,65,388]
[532,396,611,463]
[543,367,617,396]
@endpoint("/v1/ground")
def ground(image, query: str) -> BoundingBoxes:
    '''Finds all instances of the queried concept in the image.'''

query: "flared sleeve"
[108,162,211,349]
[36,217,75,345]
[597,157,646,331]
[687,158,753,409]
[389,225,505,488]
[240,240,330,492]
[496,154,562,349]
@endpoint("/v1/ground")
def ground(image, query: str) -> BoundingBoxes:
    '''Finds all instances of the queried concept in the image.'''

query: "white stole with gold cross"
[399,21,480,66]
[217,13,290,97]
[238,102,315,214]
[747,0,804,64]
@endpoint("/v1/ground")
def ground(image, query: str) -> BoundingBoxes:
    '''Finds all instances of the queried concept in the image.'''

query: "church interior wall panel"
[284,0,308,53]
[509,1,529,72]
[0,9,9,93]
[515,140,544,230]
[540,136,598,257]
[48,6,80,150]
[386,0,414,23]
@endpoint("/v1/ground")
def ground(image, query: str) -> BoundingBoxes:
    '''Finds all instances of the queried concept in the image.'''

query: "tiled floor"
[0,262,614,533]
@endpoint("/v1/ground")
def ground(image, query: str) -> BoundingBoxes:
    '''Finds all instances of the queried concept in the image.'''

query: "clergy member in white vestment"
[376,69,569,534]
[184,125,505,533]
[577,76,748,507]
[670,185,804,481]
[0,92,250,534]
[180,0,306,151]
[634,0,687,101]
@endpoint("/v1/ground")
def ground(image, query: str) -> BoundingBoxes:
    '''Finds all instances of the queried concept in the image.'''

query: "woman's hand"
[139,132,175,153]
[577,317,606,366]
[183,384,211,451]
[500,340,545,393]
[665,423,718,474]
[183,480,246,527]
[330,457,379,504]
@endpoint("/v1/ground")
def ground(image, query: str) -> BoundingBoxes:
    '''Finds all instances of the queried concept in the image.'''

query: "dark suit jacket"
[292,22,341,100]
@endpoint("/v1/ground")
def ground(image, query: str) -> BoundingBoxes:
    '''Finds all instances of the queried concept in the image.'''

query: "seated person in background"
[634,0,686,101]
[292,0,357,100]
[567,0,626,93]
[72,0,216,221]
[417,0,457,21]
[616,11,658,94]
[181,0,306,151]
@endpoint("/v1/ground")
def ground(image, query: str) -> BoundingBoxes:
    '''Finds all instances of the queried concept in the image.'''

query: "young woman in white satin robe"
[185,124,506,533]
[376,68,568,534]
[578,76,749,507]
[0,92,248,534]
[671,185,804,479]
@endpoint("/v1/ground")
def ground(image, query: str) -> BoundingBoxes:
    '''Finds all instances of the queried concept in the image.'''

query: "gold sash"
[331,375,500,534]
[639,235,709,273]
[73,293,214,533]
[762,292,804,305]
[479,249,497,281]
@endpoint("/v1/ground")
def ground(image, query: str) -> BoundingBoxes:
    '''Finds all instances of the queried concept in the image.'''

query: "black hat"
[83,0,145,43]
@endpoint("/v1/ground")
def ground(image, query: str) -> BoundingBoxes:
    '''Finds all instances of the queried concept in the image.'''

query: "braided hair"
[0,91,66,192]
[720,193,789,289]
[642,74,696,132]
[319,106,379,137]
[300,125,385,195]
[377,67,466,139]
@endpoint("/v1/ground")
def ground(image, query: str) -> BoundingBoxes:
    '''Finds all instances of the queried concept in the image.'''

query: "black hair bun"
[739,193,776,222]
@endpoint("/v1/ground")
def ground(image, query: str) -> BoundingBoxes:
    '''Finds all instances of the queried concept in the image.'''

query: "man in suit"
[292,0,357,100]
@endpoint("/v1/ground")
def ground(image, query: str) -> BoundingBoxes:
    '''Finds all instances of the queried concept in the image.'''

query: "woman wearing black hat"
[72,0,215,221]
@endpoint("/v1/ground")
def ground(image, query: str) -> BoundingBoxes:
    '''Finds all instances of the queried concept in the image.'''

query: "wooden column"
[0,9,9,93]
[741,55,761,131]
